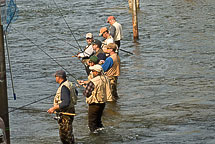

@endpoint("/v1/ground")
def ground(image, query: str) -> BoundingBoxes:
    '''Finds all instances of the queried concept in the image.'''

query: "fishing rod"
[42,30,80,53]
[54,111,76,116]
[1,94,54,116]
[4,34,16,100]
[42,30,92,58]
[52,0,83,52]
[5,95,76,117]
[120,48,134,55]
[4,0,18,100]
[40,30,90,72]
[12,26,79,81]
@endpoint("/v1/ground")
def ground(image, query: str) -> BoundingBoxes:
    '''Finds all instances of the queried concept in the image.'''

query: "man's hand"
[77,80,83,85]
[47,105,59,114]
[47,107,55,114]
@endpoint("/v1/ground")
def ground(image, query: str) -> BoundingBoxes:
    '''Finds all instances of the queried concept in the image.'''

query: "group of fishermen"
[47,16,123,144]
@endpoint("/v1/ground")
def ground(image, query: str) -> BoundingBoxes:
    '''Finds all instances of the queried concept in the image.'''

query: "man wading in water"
[102,43,120,100]
[82,65,110,133]
[47,70,77,144]
[76,33,94,75]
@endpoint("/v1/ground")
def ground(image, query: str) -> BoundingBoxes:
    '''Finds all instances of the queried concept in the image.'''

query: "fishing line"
[52,0,83,52]
[12,26,78,81]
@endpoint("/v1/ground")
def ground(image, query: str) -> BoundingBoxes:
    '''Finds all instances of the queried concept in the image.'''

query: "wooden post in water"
[128,0,139,9]
[0,11,10,144]
[132,0,139,41]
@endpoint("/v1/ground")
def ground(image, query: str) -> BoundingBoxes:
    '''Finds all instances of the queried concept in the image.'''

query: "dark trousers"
[88,103,106,132]
[115,40,120,48]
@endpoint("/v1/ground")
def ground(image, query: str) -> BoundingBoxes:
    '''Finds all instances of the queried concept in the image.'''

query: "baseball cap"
[54,70,67,78]
[99,27,108,36]
[92,39,102,48]
[89,65,103,72]
[86,33,93,39]
[107,16,115,23]
[89,56,99,64]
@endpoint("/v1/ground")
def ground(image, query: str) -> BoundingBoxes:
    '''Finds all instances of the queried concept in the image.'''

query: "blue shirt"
[102,56,113,72]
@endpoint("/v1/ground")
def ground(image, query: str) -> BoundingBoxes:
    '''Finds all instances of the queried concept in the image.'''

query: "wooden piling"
[129,0,139,9]
[0,14,10,144]
[132,0,139,41]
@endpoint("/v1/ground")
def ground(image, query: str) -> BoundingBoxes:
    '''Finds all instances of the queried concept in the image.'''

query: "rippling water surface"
[5,0,215,143]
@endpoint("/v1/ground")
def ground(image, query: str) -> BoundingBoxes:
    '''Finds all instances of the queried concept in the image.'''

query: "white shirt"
[77,44,94,58]
[113,22,123,41]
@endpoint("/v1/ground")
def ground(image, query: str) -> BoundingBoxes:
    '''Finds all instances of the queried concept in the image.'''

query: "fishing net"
[0,0,18,31]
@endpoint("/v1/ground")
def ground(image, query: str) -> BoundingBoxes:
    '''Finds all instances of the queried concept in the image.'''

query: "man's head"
[54,70,67,83]
[88,56,99,66]
[107,16,116,25]
[86,33,93,44]
[99,27,109,38]
[89,65,103,76]
[92,39,102,50]
[103,43,117,54]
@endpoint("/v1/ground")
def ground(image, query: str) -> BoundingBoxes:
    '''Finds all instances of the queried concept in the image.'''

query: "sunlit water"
[4,0,215,143]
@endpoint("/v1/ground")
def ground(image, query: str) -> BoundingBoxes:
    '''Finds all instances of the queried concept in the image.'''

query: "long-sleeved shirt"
[83,81,95,98]
[59,80,71,109]
[109,25,116,38]
[102,56,113,72]
[78,44,94,58]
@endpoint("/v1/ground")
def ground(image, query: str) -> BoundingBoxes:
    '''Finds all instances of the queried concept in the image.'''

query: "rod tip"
[13,93,16,100]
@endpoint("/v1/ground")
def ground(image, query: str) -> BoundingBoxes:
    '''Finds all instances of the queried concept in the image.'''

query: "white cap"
[89,65,103,72]
[86,33,93,38]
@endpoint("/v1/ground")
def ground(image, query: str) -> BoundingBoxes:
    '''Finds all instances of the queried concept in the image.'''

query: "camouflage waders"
[58,115,74,144]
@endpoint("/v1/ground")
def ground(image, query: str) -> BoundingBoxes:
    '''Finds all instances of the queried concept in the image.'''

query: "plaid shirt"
[83,81,95,98]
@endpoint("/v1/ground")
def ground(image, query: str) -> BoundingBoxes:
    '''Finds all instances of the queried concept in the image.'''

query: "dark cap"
[89,56,99,64]
[92,39,102,48]
[54,70,67,78]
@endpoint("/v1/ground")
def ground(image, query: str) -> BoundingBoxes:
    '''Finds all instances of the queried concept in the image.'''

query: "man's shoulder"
[86,44,93,49]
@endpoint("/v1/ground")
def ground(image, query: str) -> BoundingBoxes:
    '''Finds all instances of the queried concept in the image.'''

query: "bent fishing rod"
[52,0,83,52]
[1,94,54,117]
[43,30,92,57]
[42,30,80,52]
[12,26,78,81]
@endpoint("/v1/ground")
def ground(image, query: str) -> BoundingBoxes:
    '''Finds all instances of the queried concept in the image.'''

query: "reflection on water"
[5,0,215,143]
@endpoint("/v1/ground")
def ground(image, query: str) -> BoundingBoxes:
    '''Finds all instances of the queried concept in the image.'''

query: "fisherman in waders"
[78,56,99,86]
[102,43,120,100]
[82,65,111,133]
[106,16,123,49]
[78,56,114,102]
[76,33,94,75]
[47,70,77,144]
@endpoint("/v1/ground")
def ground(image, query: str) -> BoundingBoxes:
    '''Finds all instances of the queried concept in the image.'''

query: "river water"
[5,0,215,143]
